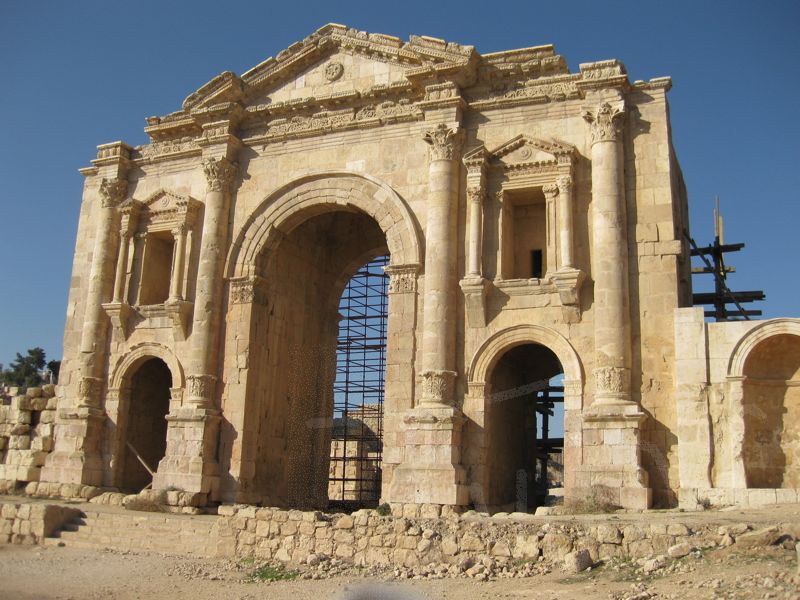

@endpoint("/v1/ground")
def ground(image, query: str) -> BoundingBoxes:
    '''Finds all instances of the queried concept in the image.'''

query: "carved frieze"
[423,124,463,161]
[202,157,237,192]
[583,101,626,145]
[138,137,200,160]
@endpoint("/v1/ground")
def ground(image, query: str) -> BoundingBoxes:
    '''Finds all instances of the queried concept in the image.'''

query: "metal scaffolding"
[328,254,389,510]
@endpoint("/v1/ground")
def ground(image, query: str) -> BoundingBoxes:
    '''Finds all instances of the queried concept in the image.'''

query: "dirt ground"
[1,538,798,600]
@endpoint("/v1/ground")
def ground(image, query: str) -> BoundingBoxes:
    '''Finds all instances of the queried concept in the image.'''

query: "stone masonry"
[4,24,794,513]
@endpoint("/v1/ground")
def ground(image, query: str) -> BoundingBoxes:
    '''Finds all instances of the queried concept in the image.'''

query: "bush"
[375,502,391,516]
[246,563,299,582]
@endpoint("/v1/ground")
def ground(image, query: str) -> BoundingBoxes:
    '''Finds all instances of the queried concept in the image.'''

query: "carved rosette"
[385,264,418,294]
[423,124,463,161]
[98,178,128,208]
[582,101,626,145]
[186,374,216,404]
[421,370,457,404]
[229,276,268,306]
[202,157,237,193]
[593,366,630,396]
[78,376,103,407]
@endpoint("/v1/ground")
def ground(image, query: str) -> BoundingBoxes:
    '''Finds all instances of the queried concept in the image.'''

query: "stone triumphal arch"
[27,25,798,512]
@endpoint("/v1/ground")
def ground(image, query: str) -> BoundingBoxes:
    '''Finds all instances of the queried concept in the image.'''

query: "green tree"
[0,347,47,389]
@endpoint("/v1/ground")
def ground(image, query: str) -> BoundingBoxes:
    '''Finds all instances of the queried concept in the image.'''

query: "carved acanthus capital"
[171,223,188,238]
[98,178,128,208]
[542,182,559,200]
[385,264,419,294]
[467,187,485,205]
[593,366,630,396]
[420,369,457,404]
[229,276,268,305]
[78,376,103,408]
[556,175,573,194]
[186,374,216,405]
[202,157,237,193]
[423,124,463,161]
[583,101,626,145]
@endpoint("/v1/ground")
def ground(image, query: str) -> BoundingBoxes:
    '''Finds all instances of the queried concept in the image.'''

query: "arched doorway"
[119,357,172,492]
[247,209,389,509]
[742,333,800,488]
[485,343,564,512]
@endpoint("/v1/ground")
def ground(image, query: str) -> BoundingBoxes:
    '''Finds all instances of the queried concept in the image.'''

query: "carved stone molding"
[385,264,419,294]
[229,276,268,305]
[420,369,457,404]
[582,101,626,145]
[202,157,237,192]
[78,376,103,408]
[423,124,463,161]
[99,178,128,208]
[593,365,630,396]
[164,299,193,340]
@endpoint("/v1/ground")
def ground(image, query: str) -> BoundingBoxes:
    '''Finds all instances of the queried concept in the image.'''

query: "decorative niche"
[104,190,200,340]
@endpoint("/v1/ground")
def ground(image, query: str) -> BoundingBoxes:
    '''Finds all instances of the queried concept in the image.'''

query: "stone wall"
[212,504,721,568]
[0,385,57,486]
[0,501,80,544]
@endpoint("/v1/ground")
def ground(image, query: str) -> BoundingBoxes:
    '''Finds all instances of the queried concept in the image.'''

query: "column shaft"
[112,232,131,303]
[557,175,574,269]
[169,226,187,301]
[585,101,632,404]
[420,124,462,405]
[467,190,482,277]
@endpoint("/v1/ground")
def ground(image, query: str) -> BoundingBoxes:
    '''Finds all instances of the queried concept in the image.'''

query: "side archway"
[110,342,184,391]
[464,325,584,511]
[727,318,800,378]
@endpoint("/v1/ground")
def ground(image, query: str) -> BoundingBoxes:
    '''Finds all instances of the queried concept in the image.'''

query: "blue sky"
[0,0,798,367]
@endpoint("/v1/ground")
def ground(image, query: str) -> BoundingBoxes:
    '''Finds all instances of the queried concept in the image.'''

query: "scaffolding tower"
[329,254,389,510]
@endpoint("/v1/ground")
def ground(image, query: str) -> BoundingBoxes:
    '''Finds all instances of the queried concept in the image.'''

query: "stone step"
[44,508,217,556]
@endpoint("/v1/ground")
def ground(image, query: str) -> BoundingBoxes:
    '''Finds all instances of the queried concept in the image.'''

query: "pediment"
[137,190,201,228]
[489,135,575,169]
[182,24,477,113]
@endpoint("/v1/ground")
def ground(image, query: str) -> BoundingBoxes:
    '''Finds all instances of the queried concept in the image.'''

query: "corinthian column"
[420,123,463,406]
[79,177,127,406]
[187,157,237,407]
[583,100,632,405]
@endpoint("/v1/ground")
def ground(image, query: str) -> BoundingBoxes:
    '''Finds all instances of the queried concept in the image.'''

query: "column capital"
[467,187,484,204]
[420,369,457,405]
[556,174,573,192]
[423,123,463,161]
[77,376,103,408]
[542,182,560,200]
[186,374,217,406]
[171,223,189,237]
[98,177,128,208]
[593,365,631,401]
[202,157,237,193]
[582,100,626,145]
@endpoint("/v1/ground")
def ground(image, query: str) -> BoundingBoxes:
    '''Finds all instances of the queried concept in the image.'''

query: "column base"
[151,406,221,503]
[568,404,651,510]
[387,405,469,506]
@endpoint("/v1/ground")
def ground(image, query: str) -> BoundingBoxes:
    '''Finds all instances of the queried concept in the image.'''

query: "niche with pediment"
[104,190,200,340]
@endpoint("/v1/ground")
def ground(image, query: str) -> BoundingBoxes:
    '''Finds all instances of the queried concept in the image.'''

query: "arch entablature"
[727,318,800,379]
[109,342,185,390]
[226,171,423,279]
[468,324,583,386]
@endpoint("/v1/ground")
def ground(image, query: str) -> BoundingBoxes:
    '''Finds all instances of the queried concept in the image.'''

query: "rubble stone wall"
[0,501,81,545]
[0,385,58,485]
[212,505,722,567]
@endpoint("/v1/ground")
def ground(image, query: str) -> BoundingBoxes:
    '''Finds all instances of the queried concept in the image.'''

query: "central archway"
[221,173,422,508]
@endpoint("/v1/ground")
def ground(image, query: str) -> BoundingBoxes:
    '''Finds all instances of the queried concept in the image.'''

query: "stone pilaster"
[41,142,132,486]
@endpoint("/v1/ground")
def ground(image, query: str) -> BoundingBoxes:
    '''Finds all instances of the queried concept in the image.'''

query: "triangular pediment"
[489,135,575,166]
[182,24,477,113]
